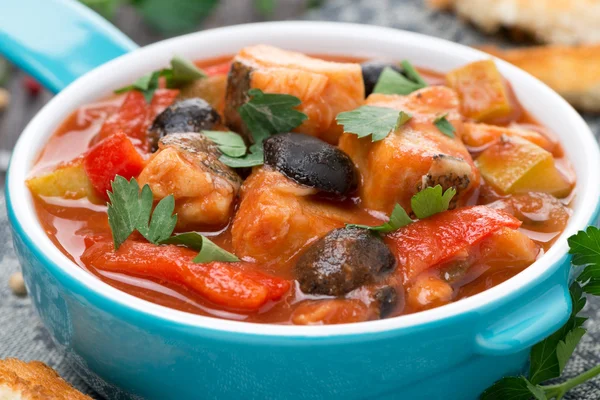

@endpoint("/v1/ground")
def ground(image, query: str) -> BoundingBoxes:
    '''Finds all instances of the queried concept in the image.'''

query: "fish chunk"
[138,132,242,229]
[225,45,364,144]
[230,168,360,265]
[339,86,480,215]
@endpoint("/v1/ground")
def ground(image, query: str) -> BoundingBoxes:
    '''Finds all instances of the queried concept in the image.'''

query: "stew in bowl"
[26,45,575,326]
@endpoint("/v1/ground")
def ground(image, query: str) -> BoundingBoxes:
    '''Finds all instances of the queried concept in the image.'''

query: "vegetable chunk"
[231,168,361,264]
[385,205,521,282]
[138,133,242,229]
[26,159,96,200]
[476,135,572,197]
[338,86,479,214]
[225,45,364,144]
[82,240,290,311]
[83,132,146,200]
[446,60,512,121]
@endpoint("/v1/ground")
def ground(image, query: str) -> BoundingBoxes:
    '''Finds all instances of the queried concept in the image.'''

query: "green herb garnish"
[107,176,238,263]
[107,176,176,249]
[482,226,600,399]
[569,226,600,295]
[347,204,412,233]
[336,106,411,142]
[346,184,455,233]
[114,70,161,103]
[201,130,247,158]
[219,88,307,168]
[372,67,425,95]
[401,60,428,87]
[114,55,206,103]
[371,60,427,96]
[411,185,456,219]
[160,232,240,263]
[433,113,456,138]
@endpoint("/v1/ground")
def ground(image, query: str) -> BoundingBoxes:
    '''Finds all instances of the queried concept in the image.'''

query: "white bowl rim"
[7,21,600,337]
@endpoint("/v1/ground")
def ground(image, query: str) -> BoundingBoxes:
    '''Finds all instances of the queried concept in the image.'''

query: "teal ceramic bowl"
[3,1,600,399]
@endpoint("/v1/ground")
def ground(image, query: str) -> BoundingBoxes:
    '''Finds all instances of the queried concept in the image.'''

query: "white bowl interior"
[7,22,600,336]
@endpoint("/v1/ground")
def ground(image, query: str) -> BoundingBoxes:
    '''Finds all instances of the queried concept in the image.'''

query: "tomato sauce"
[29,53,575,324]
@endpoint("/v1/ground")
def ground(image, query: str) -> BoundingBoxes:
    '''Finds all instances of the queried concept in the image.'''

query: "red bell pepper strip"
[81,240,291,311]
[83,132,145,199]
[384,205,521,283]
[96,89,179,152]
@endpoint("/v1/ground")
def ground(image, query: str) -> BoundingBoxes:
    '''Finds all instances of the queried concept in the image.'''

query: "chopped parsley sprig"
[482,226,600,399]
[107,176,238,263]
[347,184,455,233]
[115,55,207,103]
[433,113,456,138]
[219,88,308,168]
[372,60,428,95]
[336,106,412,142]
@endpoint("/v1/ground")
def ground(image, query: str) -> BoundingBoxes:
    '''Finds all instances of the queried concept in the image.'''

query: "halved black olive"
[361,61,404,96]
[295,227,396,296]
[263,133,357,199]
[373,286,400,318]
[148,98,221,151]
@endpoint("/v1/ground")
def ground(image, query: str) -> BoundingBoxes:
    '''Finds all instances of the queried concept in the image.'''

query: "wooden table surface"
[0,0,309,172]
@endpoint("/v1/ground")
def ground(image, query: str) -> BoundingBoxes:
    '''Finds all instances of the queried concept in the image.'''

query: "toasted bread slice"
[0,359,91,399]
[427,0,600,45]
[481,44,600,112]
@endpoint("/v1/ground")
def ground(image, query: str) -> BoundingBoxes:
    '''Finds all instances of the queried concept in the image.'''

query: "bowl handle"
[0,0,138,93]
[474,283,571,355]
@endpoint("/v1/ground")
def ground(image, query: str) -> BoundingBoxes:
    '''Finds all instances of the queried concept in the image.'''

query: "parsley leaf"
[411,185,456,219]
[347,204,413,233]
[481,376,546,400]
[434,113,456,138]
[569,226,600,295]
[529,282,587,385]
[395,111,413,130]
[220,89,307,168]
[160,232,240,263]
[557,327,587,372]
[372,67,424,95]
[114,56,206,102]
[239,88,307,144]
[107,176,177,249]
[336,106,409,142]
[401,60,428,87]
[219,143,264,168]
[114,70,161,103]
[107,177,150,250]
[137,194,177,244]
[202,130,247,158]
[163,56,207,87]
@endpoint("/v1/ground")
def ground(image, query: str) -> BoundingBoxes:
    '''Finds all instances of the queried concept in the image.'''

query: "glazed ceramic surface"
[3,2,600,399]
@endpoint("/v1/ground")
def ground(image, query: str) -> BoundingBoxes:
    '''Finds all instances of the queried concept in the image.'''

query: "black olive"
[295,227,396,296]
[361,61,404,96]
[148,98,221,151]
[373,286,400,318]
[263,133,357,199]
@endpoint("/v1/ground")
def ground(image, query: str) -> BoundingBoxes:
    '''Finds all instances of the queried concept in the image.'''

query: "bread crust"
[0,359,91,400]
[427,0,600,45]
[481,44,600,112]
